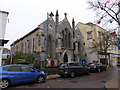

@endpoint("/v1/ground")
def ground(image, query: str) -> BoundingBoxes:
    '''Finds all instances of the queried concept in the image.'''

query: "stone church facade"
[11,10,86,70]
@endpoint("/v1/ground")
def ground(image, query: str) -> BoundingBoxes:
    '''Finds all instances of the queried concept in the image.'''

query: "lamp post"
[0,11,9,66]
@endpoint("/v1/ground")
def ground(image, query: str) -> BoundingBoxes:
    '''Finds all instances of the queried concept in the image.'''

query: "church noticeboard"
[46,59,58,67]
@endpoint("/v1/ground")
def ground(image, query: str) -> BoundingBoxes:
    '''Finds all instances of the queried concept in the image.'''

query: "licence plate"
[59,70,63,72]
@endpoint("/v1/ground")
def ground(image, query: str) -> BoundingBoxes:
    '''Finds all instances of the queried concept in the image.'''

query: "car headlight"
[41,71,45,74]
[64,71,68,74]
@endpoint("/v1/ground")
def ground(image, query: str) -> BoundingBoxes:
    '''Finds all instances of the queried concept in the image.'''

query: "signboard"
[46,59,58,67]
[118,43,120,50]
[3,50,16,55]
[79,59,86,63]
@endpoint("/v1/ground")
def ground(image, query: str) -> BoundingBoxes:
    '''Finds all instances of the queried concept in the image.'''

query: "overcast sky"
[1,0,97,49]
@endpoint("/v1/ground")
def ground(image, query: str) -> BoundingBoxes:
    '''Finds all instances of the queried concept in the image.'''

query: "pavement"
[105,77,119,89]
[105,67,120,89]
[46,74,60,80]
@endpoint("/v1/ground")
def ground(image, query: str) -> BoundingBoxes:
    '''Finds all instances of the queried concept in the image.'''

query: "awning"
[0,39,9,46]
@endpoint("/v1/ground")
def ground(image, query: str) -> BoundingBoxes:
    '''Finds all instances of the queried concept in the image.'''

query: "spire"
[72,18,75,38]
[72,18,75,28]
[56,10,59,16]
[64,12,67,18]
[55,10,59,23]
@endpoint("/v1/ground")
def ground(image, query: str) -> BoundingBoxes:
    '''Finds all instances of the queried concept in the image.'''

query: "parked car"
[0,64,46,88]
[87,62,107,72]
[58,62,90,78]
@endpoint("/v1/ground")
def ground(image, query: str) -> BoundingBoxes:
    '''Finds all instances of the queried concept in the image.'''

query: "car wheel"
[36,75,45,83]
[0,79,10,89]
[104,68,107,71]
[86,70,90,75]
[70,72,75,78]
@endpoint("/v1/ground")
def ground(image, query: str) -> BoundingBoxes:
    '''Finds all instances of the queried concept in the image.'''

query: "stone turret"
[72,18,75,38]
[55,10,59,24]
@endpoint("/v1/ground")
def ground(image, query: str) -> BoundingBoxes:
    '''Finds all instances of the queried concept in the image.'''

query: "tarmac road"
[6,67,118,89]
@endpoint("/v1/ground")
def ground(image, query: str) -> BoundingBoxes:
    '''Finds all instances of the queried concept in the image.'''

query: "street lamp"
[0,11,9,66]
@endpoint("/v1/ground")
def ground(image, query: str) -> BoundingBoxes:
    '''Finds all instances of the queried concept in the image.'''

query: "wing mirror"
[31,69,35,72]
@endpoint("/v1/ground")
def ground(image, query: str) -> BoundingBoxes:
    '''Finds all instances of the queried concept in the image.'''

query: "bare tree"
[89,30,118,64]
[88,0,120,26]
[91,31,117,51]
[88,0,120,65]
[88,0,120,50]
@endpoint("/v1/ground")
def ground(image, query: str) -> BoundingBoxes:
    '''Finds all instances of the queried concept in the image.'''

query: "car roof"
[61,62,81,65]
[66,62,79,63]
[88,62,102,64]
[2,64,33,67]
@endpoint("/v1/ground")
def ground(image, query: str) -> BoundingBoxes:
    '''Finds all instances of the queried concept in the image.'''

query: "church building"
[11,10,85,70]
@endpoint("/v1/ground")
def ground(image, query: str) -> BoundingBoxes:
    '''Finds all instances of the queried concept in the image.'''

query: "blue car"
[0,64,46,88]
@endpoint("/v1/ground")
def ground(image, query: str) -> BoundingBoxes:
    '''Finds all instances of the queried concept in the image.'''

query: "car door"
[21,66,38,82]
[7,66,25,84]
[78,64,85,74]
[71,63,84,74]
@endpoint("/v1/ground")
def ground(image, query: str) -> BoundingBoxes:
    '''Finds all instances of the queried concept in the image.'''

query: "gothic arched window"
[61,31,64,47]
[78,42,81,51]
[64,29,67,47]
[68,33,72,48]
[61,28,72,48]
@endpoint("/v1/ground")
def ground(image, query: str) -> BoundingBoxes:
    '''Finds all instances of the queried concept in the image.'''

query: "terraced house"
[11,10,85,70]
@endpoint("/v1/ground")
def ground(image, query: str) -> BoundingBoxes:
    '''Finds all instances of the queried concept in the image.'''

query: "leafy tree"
[24,54,35,64]
[12,52,34,64]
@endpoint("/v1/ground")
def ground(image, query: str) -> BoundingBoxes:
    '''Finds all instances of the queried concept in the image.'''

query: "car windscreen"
[60,63,68,67]
[69,63,80,66]
[88,63,96,66]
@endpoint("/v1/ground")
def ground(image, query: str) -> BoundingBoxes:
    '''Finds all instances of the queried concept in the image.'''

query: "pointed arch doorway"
[63,53,68,63]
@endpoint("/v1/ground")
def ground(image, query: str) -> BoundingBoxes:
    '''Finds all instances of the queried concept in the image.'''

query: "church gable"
[59,19,71,29]
[38,16,56,36]
[59,13,72,33]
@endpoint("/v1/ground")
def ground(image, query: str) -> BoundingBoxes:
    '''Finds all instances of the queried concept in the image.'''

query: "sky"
[1,0,97,49]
